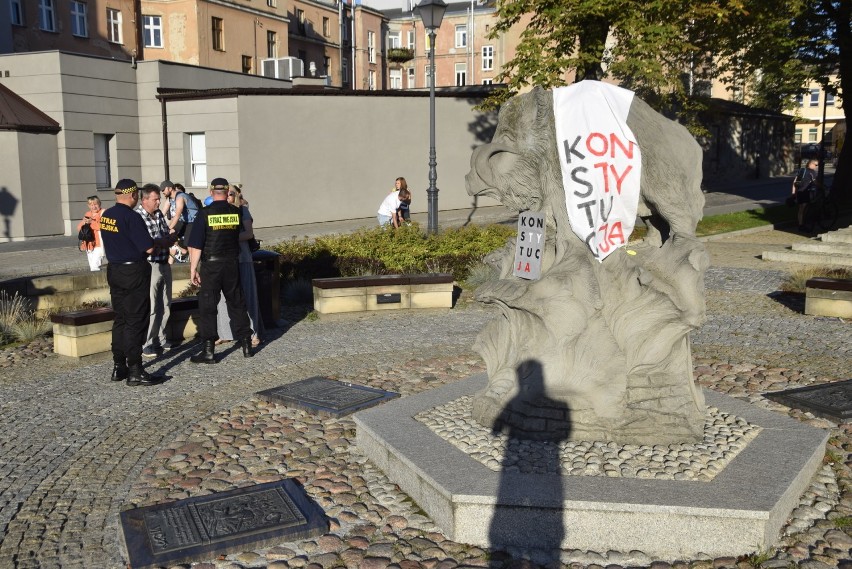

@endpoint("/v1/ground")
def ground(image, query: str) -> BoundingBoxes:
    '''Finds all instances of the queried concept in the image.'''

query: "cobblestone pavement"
[0,229,850,569]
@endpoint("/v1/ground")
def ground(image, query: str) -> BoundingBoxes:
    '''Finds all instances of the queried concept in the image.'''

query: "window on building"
[298,49,307,62]
[368,31,376,63]
[809,88,820,107]
[425,65,432,88]
[388,31,401,49]
[827,92,836,106]
[343,18,349,41]
[38,0,56,32]
[107,8,121,43]
[323,56,330,73]
[390,69,402,89]
[94,134,114,189]
[297,9,305,34]
[70,1,88,37]
[794,130,802,144]
[342,57,349,84]
[808,128,818,142]
[10,0,23,25]
[407,67,415,88]
[323,17,330,37]
[267,30,277,58]
[481,45,493,70]
[369,69,376,90]
[242,55,253,74]
[407,30,415,50]
[455,24,467,48]
[189,133,207,187]
[455,62,466,86]
[482,78,493,85]
[424,32,431,51]
[267,0,276,6]
[212,17,224,51]
[795,93,804,107]
[143,15,163,48]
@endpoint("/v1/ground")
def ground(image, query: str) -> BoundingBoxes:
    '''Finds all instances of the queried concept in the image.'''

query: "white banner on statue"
[553,81,642,261]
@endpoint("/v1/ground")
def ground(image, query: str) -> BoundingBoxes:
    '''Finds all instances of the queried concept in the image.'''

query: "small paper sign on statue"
[553,81,642,262]
[513,211,545,280]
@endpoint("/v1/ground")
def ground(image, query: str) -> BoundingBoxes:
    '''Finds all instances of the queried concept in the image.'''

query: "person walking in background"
[214,185,264,348]
[77,196,106,271]
[135,183,176,359]
[791,158,820,232]
[99,179,162,386]
[187,177,255,363]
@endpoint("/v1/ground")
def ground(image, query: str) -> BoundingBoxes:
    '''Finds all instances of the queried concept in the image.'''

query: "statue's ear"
[687,248,708,271]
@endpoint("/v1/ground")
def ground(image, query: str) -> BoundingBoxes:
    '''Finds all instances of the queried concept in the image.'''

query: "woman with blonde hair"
[214,185,264,347]
[77,195,106,271]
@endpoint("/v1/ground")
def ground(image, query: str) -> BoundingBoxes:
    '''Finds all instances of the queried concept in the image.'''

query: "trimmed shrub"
[271,223,514,286]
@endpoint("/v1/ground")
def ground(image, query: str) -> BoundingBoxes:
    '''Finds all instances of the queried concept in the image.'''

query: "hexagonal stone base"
[355,374,827,559]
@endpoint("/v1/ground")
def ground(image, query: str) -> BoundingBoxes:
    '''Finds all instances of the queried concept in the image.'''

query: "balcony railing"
[386,47,414,63]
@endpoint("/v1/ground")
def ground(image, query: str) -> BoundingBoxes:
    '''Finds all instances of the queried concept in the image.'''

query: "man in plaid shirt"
[135,183,177,358]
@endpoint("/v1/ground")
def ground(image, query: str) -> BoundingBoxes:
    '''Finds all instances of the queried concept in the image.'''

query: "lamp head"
[415,0,447,30]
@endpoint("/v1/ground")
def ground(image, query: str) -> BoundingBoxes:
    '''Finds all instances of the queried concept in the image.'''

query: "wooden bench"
[50,307,115,358]
[805,277,852,318]
[50,297,200,358]
[312,273,454,314]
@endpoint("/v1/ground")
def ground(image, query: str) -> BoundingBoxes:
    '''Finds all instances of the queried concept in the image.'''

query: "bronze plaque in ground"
[257,376,399,417]
[765,379,852,422]
[120,479,327,569]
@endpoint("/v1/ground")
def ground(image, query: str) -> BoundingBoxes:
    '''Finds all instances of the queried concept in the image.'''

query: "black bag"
[248,238,261,253]
[78,223,95,244]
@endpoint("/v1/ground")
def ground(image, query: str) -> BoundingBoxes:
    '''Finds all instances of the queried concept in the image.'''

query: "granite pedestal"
[355,374,828,559]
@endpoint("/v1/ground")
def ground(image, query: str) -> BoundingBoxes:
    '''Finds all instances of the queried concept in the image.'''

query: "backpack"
[178,191,202,223]
[793,168,807,190]
[77,223,95,245]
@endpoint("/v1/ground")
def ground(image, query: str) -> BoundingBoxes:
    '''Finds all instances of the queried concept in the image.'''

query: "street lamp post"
[415,0,447,235]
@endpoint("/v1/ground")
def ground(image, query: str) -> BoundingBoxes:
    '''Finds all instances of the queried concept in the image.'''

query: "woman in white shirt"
[377,188,411,227]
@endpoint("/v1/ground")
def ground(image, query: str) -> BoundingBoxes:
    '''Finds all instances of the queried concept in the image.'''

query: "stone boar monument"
[466,82,709,444]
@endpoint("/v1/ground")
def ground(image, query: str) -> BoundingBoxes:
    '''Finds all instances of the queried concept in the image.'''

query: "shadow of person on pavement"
[487,359,571,568]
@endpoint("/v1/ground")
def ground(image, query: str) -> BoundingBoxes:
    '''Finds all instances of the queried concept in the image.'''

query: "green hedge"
[271,223,514,282]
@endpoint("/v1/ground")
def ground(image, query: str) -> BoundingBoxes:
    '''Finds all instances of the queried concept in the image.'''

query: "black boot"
[190,340,216,364]
[241,337,254,358]
[111,362,129,382]
[126,363,163,387]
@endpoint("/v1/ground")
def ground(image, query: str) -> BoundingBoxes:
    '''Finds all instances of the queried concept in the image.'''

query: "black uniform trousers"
[108,262,152,366]
[198,259,252,341]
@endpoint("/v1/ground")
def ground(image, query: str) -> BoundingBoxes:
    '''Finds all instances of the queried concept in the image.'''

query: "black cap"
[159,180,174,191]
[210,177,229,190]
[115,179,138,194]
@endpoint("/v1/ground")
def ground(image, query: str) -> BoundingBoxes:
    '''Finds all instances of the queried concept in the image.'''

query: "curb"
[698,221,796,242]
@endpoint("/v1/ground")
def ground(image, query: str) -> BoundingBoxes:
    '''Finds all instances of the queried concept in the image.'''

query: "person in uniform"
[186,177,255,363]
[99,179,163,386]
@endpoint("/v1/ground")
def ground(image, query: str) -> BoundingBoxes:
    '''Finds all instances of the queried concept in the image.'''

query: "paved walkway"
[0,169,830,279]
[0,226,850,569]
